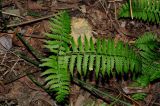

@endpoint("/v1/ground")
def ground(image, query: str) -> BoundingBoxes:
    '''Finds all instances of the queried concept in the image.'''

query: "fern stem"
[73,78,132,106]
[129,0,133,19]
[27,74,49,91]
[0,0,7,32]
[17,52,40,67]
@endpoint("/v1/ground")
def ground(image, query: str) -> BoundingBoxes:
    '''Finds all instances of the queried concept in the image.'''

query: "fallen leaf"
[0,35,12,53]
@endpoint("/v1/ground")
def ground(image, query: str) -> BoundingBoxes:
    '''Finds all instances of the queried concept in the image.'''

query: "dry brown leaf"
[0,34,12,53]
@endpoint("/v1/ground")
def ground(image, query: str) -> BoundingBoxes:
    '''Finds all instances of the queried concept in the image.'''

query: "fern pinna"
[118,0,160,23]
[40,11,143,103]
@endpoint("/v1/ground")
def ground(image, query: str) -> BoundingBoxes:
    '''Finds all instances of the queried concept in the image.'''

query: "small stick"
[1,53,7,64]
[121,93,141,106]
[7,13,56,28]
[3,52,40,85]
[114,0,117,20]
[129,0,133,19]
[10,57,20,76]
[2,11,25,19]
[108,0,123,2]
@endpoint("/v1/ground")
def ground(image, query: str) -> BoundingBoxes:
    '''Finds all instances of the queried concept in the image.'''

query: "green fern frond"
[131,93,147,100]
[118,0,160,23]
[41,12,160,102]
[135,32,159,51]
[134,33,160,87]
[40,56,70,102]
[135,32,160,62]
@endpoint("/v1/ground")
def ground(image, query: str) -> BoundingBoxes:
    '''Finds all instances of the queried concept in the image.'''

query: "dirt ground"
[0,0,160,106]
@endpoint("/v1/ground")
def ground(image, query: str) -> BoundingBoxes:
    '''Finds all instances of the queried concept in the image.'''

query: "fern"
[40,11,160,103]
[118,0,160,23]
[40,11,142,102]
[134,32,160,87]
[118,0,160,101]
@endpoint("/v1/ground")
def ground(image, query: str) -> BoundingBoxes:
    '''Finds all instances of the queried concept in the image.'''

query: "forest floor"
[0,0,160,106]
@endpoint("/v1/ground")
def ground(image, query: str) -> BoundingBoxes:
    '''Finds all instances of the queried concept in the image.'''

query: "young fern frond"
[118,0,160,23]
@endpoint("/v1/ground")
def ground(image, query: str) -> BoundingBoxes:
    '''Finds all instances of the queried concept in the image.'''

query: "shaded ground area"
[0,0,160,106]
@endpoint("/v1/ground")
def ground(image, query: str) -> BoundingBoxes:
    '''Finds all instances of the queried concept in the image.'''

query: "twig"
[3,66,39,85]
[121,93,141,106]
[3,52,40,85]
[2,11,25,19]
[148,101,160,106]
[108,0,123,2]
[129,0,133,19]
[7,52,55,104]
[10,57,20,76]
[73,78,132,106]
[7,13,56,28]
[109,94,121,105]
[114,0,117,20]
[1,53,7,64]
[0,64,10,77]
